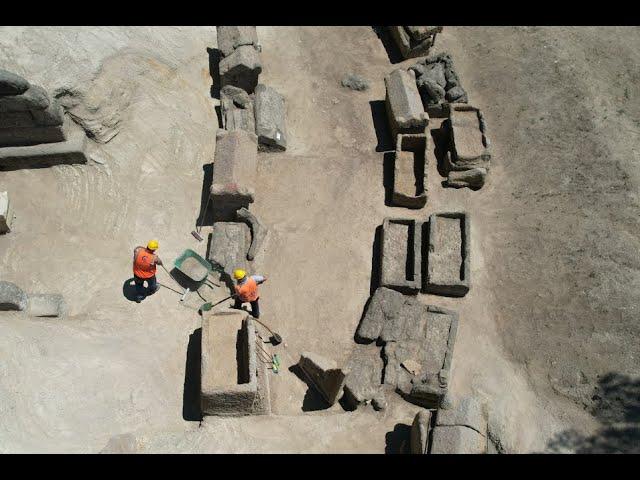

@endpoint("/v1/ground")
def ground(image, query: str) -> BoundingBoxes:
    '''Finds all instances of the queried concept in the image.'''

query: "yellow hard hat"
[147,240,159,251]
[233,269,246,280]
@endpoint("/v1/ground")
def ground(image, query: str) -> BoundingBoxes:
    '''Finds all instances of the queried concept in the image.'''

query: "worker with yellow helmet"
[232,269,267,318]
[132,240,163,303]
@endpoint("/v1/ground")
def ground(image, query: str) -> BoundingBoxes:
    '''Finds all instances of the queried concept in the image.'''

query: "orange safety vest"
[235,277,259,302]
[133,248,157,279]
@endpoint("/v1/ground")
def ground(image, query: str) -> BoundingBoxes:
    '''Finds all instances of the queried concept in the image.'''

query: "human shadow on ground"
[288,364,332,412]
[122,277,163,302]
[183,327,203,422]
[385,423,411,454]
[369,100,394,153]
[371,26,404,65]
[369,224,382,297]
[545,372,640,453]
[196,163,214,229]
[122,278,139,302]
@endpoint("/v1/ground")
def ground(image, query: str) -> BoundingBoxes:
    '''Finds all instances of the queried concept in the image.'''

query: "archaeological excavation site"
[0,25,639,454]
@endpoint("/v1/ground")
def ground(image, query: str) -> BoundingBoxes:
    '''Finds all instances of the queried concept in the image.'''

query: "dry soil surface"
[0,26,638,453]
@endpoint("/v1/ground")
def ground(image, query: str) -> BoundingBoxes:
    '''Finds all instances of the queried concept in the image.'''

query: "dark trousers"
[134,275,157,300]
[234,297,260,318]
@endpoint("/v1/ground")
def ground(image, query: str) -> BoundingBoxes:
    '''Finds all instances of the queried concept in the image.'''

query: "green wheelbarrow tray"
[173,248,214,283]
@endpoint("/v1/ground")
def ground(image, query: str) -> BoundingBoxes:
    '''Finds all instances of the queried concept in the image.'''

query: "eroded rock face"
[216,26,260,58]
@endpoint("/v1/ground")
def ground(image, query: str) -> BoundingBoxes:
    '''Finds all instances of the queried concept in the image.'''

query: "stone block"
[0,124,65,147]
[0,69,30,95]
[343,344,385,410]
[210,129,258,220]
[27,294,65,317]
[445,103,491,171]
[31,101,65,127]
[355,286,404,343]
[430,425,487,454]
[393,133,427,208]
[411,410,432,454]
[425,212,470,297]
[384,68,429,137]
[436,396,487,437]
[380,217,421,294]
[220,85,255,135]
[201,310,269,416]
[207,222,251,282]
[298,352,348,405]
[0,281,28,311]
[236,207,266,261]
[444,168,487,190]
[0,111,37,129]
[388,26,442,60]
[0,85,49,113]
[217,26,259,58]
[0,191,13,234]
[0,117,87,170]
[219,45,262,94]
[254,84,287,152]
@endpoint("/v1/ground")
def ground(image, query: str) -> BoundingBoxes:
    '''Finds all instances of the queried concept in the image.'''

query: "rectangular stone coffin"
[298,352,347,406]
[201,310,270,416]
[216,26,259,58]
[425,212,470,297]
[0,191,12,233]
[254,84,287,152]
[388,26,442,60]
[219,45,262,95]
[0,117,87,171]
[388,305,458,409]
[207,221,250,281]
[220,85,255,135]
[393,133,427,208]
[210,129,258,220]
[384,68,429,138]
[380,217,421,294]
[445,104,490,171]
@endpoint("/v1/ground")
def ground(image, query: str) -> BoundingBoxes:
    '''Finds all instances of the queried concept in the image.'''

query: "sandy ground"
[0,26,638,453]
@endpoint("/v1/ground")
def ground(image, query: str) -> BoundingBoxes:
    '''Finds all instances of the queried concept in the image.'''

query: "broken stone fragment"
[341,74,369,91]
[27,294,66,317]
[237,207,266,261]
[0,281,28,311]
[0,69,30,96]
[444,168,487,190]
[298,352,348,405]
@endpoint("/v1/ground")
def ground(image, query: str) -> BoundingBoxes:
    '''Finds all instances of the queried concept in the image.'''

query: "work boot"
[135,296,143,303]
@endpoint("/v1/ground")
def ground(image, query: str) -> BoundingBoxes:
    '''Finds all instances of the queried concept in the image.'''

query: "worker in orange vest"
[132,240,163,303]
[232,269,267,318]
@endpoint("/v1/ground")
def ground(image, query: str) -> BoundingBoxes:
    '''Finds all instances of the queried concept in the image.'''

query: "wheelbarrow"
[167,249,219,302]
